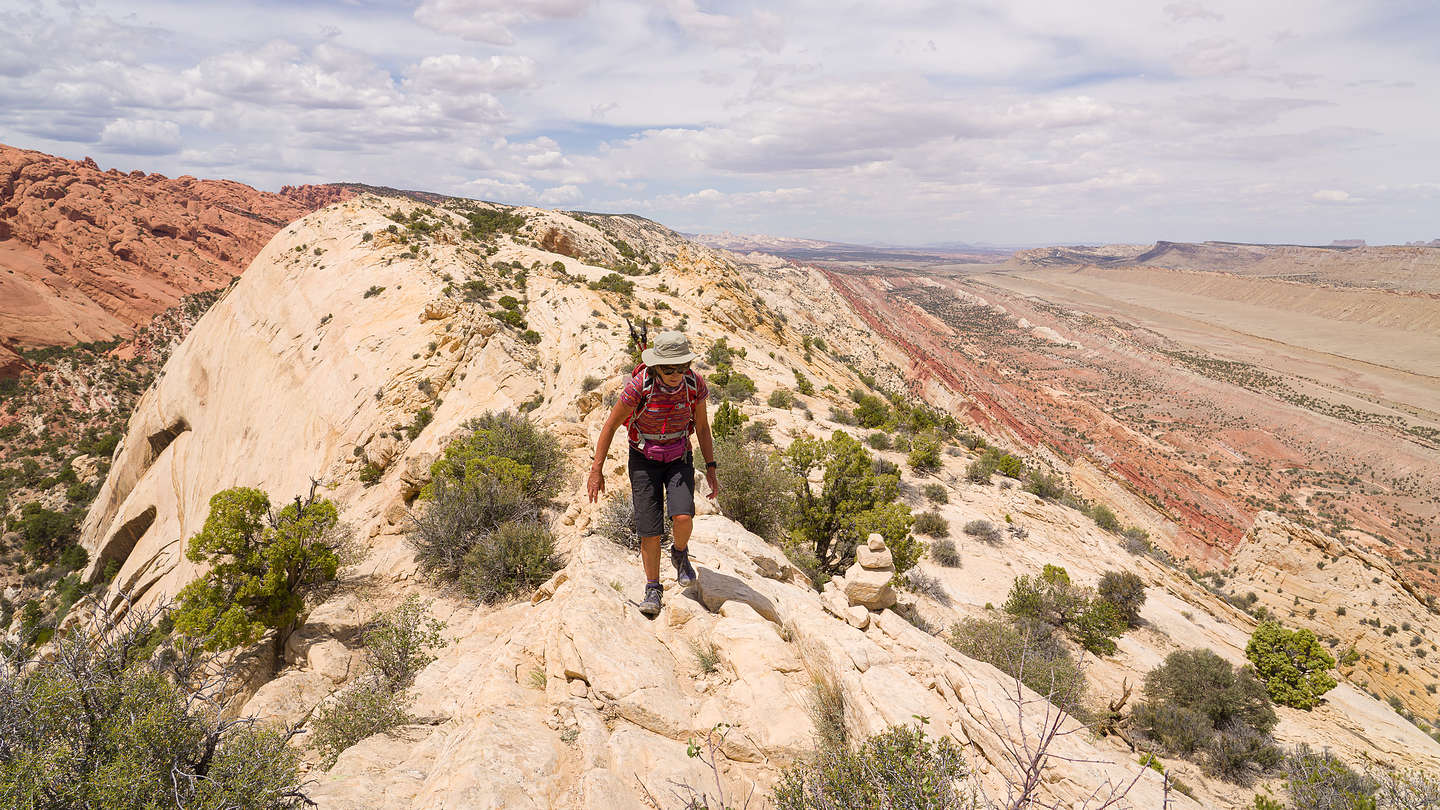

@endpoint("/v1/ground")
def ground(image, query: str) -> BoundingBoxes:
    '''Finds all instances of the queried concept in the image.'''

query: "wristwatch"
[704,460,717,469]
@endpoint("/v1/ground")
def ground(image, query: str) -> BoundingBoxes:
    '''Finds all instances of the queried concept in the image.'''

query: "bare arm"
[693,396,718,498]
[588,397,635,502]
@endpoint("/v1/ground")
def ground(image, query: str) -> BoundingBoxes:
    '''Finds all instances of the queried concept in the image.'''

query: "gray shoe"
[671,546,696,586]
[639,583,663,617]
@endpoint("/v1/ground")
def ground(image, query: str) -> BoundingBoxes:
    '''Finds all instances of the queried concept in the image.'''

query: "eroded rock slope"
[73,194,1440,808]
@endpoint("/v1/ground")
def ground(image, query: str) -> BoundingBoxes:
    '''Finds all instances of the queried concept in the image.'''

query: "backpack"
[622,318,700,459]
[624,363,700,458]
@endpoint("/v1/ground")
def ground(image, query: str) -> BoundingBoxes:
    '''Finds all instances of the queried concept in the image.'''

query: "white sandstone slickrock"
[67,195,1440,809]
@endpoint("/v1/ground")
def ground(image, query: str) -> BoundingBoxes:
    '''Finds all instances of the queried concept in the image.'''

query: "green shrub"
[173,487,343,652]
[363,285,385,298]
[715,438,795,543]
[1097,570,1146,627]
[907,434,942,475]
[408,412,564,579]
[995,453,1026,479]
[785,432,913,574]
[768,388,796,409]
[950,617,1087,718]
[931,538,961,567]
[724,372,757,401]
[1245,622,1337,709]
[310,675,413,768]
[793,370,815,396]
[457,520,558,603]
[1122,527,1152,554]
[1091,504,1121,532]
[852,394,890,429]
[17,501,77,564]
[866,431,891,450]
[490,308,525,328]
[965,458,993,484]
[1131,701,1211,755]
[1070,597,1126,656]
[581,375,603,392]
[311,595,447,768]
[405,406,433,439]
[463,207,526,239]
[772,724,970,810]
[1024,469,1067,500]
[1141,648,1277,735]
[361,594,447,689]
[913,511,949,538]
[1003,564,1126,656]
[1205,725,1283,784]
[1,606,306,806]
[712,399,748,442]
[922,483,948,503]
[589,273,635,295]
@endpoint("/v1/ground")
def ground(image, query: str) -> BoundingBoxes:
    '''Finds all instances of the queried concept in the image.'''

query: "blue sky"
[2,0,1437,245]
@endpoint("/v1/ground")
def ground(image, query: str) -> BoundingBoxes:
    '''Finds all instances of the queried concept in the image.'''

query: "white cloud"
[404,54,538,94]
[1164,2,1224,23]
[464,176,537,202]
[1,0,1436,243]
[538,183,582,204]
[99,118,181,154]
[1311,189,1351,202]
[1175,37,1249,76]
[413,0,591,45]
[655,0,784,52]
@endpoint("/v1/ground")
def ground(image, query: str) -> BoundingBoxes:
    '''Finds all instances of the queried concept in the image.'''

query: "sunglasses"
[655,363,690,375]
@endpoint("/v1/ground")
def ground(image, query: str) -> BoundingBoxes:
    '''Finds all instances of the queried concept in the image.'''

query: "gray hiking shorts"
[628,446,695,538]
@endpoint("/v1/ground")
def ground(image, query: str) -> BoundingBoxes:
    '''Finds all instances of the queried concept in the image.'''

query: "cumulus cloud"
[464,176,537,203]
[538,183,582,204]
[185,42,398,109]
[1311,189,1352,202]
[99,118,181,154]
[404,54,538,94]
[1,0,1436,243]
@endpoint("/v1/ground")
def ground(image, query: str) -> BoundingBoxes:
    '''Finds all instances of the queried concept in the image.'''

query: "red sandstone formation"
[0,144,353,357]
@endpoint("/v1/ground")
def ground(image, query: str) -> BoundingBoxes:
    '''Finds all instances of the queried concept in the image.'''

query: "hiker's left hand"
[705,467,719,499]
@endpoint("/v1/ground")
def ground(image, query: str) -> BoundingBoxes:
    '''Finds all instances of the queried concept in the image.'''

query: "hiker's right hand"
[587,468,604,502]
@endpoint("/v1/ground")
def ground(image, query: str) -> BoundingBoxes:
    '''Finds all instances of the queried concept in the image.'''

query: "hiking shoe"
[671,546,697,587]
[639,582,663,617]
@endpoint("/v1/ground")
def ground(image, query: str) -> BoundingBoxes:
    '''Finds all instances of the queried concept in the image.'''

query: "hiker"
[587,330,719,617]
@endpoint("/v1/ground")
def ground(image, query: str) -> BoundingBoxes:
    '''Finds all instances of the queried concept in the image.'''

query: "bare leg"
[641,535,662,582]
[671,514,692,552]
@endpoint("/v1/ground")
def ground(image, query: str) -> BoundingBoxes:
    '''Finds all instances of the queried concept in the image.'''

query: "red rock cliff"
[0,144,352,355]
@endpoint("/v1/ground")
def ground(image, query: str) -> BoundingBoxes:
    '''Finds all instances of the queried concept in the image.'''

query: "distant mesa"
[1330,239,1366,247]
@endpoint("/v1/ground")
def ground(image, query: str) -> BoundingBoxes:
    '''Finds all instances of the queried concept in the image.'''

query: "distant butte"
[0,143,354,363]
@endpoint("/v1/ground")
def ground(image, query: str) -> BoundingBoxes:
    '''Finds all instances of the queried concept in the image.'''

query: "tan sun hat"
[642,330,697,367]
